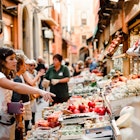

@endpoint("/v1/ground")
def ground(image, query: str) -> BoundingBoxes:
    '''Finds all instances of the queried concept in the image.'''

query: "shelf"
[103,95,140,117]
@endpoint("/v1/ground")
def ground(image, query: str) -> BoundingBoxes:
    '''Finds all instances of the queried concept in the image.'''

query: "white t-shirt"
[0,72,12,113]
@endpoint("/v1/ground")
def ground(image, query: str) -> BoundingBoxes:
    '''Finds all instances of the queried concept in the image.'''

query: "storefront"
[1,0,21,49]
[127,13,140,74]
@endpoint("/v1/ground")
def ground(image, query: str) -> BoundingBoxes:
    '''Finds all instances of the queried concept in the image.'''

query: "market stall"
[24,71,123,140]
[25,94,116,140]
[101,74,140,139]
[26,69,140,140]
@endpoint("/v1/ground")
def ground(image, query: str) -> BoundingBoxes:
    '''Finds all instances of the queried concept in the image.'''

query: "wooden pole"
[121,0,130,76]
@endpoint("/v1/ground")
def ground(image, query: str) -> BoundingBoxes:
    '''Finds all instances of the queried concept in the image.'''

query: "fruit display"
[84,117,110,129]
[103,78,140,101]
[26,126,60,140]
[59,115,112,140]
[36,111,62,128]
[26,77,120,140]
[69,83,98,95]
[101,77,140,118]
[66,94,108,116]
[68,72,101,96]
[59,124,84,139]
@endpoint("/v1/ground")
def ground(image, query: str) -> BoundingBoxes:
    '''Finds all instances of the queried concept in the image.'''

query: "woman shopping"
[0,47,55,140]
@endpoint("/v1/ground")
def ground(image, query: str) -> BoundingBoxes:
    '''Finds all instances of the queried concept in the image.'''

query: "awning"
[86,36,94,45]
[44,18,59,27]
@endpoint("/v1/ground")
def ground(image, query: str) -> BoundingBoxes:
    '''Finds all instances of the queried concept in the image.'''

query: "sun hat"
[25,59,37,67]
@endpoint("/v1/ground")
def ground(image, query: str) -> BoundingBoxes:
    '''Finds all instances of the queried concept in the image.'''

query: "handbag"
[7,102,23,114]
[0,113,15,126]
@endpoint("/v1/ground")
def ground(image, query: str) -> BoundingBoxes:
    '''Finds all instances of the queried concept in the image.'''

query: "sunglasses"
[29,64,36,67]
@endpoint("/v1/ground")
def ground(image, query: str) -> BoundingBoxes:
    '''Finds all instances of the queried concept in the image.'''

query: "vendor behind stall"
[97,60,107,76]
[43,54,70,105]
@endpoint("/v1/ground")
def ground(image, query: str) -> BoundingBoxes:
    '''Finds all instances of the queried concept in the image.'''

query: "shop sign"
[44,29,53,39]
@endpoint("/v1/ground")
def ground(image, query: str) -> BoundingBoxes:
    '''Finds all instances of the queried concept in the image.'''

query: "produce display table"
[25,75,127,140]
[103,95,140,117]
[25,94,120,140]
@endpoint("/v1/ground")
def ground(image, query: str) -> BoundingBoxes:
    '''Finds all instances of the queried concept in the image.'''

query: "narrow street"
[1,0,140,140]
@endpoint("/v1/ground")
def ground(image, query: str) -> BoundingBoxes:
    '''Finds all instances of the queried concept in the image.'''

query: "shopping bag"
[0,123,15,140]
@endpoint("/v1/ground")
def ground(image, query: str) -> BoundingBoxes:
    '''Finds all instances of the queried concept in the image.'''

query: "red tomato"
[98,107,106,116]
[88,101,95,108]
[89,107,94,112]
[73,109,80,114]
[78,104,86,112]
[93,107,100,113]
[82,108,89,113]
[68,104,76,111]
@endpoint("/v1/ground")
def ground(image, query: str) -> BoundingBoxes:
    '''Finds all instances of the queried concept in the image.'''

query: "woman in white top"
[25,59,42,125]
[0,47,55,140]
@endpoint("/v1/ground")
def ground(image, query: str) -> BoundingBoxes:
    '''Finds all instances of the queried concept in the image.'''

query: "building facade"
[60,0,98,64]
[0,0,61,65]
[94,0,140,76]
[0,0,21,48]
